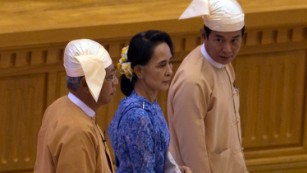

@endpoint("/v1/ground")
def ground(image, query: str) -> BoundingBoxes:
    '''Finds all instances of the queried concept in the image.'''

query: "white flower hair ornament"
[117,46,133,81]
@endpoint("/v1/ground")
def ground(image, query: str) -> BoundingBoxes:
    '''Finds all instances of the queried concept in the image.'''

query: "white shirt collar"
[201,44,225,69]
[68,92,96,118]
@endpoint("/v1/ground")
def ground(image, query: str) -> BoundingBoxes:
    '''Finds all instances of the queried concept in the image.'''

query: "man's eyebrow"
[215,34,224,38]
[214,34,241,39]
[232,35,241,39]
[110,68,117,73]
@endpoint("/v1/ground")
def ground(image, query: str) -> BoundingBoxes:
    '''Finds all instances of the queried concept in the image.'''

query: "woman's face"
[139,42,173,93]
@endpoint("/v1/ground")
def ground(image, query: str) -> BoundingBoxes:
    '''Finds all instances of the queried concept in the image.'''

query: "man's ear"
[80,77,87,87]
[79,77,90,93]
[133,65,144,79]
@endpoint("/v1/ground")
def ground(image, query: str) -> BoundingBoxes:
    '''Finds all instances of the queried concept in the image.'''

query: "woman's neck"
[134,82,157,102]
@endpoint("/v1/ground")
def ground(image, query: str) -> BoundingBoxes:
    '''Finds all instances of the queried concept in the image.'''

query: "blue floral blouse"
[108,90,170,173]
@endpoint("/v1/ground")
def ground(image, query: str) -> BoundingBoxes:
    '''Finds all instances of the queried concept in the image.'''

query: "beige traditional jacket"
[167,45,247,173]
[34,96,114,173]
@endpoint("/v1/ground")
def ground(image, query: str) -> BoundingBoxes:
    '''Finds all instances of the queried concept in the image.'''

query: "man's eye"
[106,74,115,80]
[232,38,240,44]
[216,38,223,43]
[159,64,166,67]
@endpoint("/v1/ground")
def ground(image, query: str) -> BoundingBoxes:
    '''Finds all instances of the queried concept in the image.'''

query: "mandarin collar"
[68,92,96,118]
[201,44,225,69]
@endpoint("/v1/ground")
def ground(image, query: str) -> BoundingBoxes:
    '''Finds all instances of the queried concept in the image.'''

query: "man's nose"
[113,76,119,85]
[222,42,232,53]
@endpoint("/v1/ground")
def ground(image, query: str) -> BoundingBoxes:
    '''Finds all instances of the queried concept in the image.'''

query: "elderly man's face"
[97,64,118,105]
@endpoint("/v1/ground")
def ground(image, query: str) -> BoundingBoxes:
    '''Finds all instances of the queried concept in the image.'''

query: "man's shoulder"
[178,46,213,72]
[181,46,203,64]
[42,96,92,129]
[45,96,70,110]
[174,49,214,82]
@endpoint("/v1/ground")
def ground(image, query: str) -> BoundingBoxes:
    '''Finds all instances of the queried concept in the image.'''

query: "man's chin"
[217,56,234,64]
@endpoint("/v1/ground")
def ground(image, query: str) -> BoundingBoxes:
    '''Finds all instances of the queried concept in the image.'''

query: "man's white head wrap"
[64,39,112,102]
[180,0,245,32]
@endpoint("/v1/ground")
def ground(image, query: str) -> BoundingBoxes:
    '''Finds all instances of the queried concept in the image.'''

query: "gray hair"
[66,76,84,91]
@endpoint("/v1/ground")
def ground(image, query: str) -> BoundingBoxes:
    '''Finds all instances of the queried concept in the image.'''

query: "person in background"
[167,0,248,172]
[108,30,191,173]
[34,39,117,173]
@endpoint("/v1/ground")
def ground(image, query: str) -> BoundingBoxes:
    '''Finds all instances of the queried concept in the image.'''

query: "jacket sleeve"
[168,76,211,173]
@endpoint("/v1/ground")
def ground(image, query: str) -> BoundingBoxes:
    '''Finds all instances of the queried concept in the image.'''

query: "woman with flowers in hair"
[108,30,186,173]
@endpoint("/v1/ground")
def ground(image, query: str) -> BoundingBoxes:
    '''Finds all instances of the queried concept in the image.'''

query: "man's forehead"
[213,30,242,38]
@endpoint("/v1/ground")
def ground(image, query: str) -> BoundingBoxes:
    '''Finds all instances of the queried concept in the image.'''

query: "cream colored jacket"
[167,45,247,173]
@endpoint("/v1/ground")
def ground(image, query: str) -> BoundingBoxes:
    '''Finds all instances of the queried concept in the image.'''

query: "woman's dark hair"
[120,30,174,96]
[203,25,245,38]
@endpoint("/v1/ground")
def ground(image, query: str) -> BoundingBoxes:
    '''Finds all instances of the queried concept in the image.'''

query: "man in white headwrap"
[34,39,118,173]
[167,0,248,172]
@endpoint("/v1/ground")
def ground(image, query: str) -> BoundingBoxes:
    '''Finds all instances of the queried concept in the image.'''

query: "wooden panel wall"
[1,24,307,173]
[234,26,307,172]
